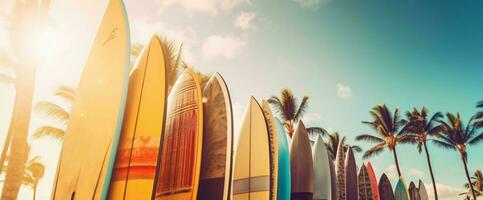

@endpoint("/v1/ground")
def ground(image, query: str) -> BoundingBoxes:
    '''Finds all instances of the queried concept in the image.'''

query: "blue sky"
[0,0,482,199]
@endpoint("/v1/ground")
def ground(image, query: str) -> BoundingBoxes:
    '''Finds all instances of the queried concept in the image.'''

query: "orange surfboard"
[108,35,167,199]
[153,69,203,200]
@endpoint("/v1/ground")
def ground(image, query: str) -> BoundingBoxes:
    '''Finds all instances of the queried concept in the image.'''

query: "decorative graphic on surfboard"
[261,100,279,200]
[153,69,203,200]
[290,121,314,200]
[335,140,347,200]
[358,164,373,200]
[378,173,395,200]
[394,177,410,200]
[366,162,380,200]
[108,35,167,200]
[329,151,337,200]
[275,117,291,200]
[233,97,270,200]
[52,0,130,199]
[408,182,420,200]
[197,73,233,200]
[345,147,358,200]
[313,134,332,200]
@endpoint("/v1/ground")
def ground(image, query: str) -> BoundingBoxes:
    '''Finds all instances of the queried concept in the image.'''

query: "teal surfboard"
[276,117,291,200]
[394,177,410,200]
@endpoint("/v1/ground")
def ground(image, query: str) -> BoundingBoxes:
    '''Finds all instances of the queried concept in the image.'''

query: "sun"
[21,23,64,62]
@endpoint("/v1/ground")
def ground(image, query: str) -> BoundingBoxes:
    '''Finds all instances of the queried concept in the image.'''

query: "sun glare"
[21,25,63,62]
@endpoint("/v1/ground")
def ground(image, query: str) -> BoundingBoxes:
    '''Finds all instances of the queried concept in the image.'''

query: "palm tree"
[459,169,482,198]
[268,88,327,138]
[356,104,410,177]
[402,107,444,199]
[2,1,50,198]
[325,132,362,160]
[476,101,482,128]
[433,113,482,200]
[22,156,45,200]
[32,86,74,140]
[0,155,45,200]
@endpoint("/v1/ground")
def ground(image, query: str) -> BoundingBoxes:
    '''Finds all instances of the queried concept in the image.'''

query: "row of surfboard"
[48,0,432,199]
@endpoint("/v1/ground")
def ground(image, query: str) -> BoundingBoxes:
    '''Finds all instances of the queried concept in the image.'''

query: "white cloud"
[408,168,424,178]
[158,0,251,16]
[337,83,352,99]
[293,0,331,10]
[302,112,321,125]
[428,183,465,200]
[234,12,256,30]
[202,34,246,60]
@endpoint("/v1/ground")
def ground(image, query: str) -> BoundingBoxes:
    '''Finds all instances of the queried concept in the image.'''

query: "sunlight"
[21,24,63,62]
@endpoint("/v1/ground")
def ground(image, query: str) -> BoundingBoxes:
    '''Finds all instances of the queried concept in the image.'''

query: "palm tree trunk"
[33,185,37,200]
[392,147,402,177]
[461,153,477,200]
[1,61,35,200]
[423,142,438,200]
[0,125,13,175]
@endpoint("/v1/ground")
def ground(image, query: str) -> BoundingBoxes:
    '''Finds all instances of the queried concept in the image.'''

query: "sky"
[0,0,482,199]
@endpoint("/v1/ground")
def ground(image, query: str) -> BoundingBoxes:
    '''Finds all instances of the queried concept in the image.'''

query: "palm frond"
[362,142,386,159]
[468,132,483,145]
[351,145,362,153]
[281,88,296,121]
[53,86,75,102]
[432,140,456,151]
[35,101,69,122]
[306,127,328,137]
[355,134,384,143]
[32,126,65,139]
[294,96,308,121]
[0,72,14,84]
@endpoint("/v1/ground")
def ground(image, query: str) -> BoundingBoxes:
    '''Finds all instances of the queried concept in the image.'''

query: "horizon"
[0,0,482,199]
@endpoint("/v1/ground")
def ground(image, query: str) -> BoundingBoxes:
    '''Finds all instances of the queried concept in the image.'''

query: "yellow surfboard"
[108,35,167,200]
[52,0,130,199]
[261,100,278,200]
[153,69,203,200]
[233,97,270,200]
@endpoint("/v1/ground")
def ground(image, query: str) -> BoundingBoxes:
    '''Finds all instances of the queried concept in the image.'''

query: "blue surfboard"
[276,118,291,200]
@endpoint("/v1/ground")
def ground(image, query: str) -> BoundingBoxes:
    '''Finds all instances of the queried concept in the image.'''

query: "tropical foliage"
[325,131,362,160]
[402,107,444,199]
[433,112,482,200]
[268,88,327,138]
[33,86,74,140]
[356,104,411,177]
[460,169,482,198]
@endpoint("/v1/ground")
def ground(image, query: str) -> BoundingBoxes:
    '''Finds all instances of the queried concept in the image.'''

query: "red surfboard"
[367,162,380,200]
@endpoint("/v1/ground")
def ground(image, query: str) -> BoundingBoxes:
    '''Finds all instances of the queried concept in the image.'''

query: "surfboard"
[275,117,290,200]
[329,153,337,200]
[378,173,394,200]
[313,134,332,200]
[417,180,429,200]
[394,177,410,200]
[153,68,203,200]
[108,35,166,199]
[197,73,233,200]
[233,97,270,200]
[366,162,380,200]
[335,140,346,200]
[52,0,130,199]
[358,164,373,200]
[290,121,313,200]
[261,100,278,200]
[408,182,420,200]
[344,147,358,200]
